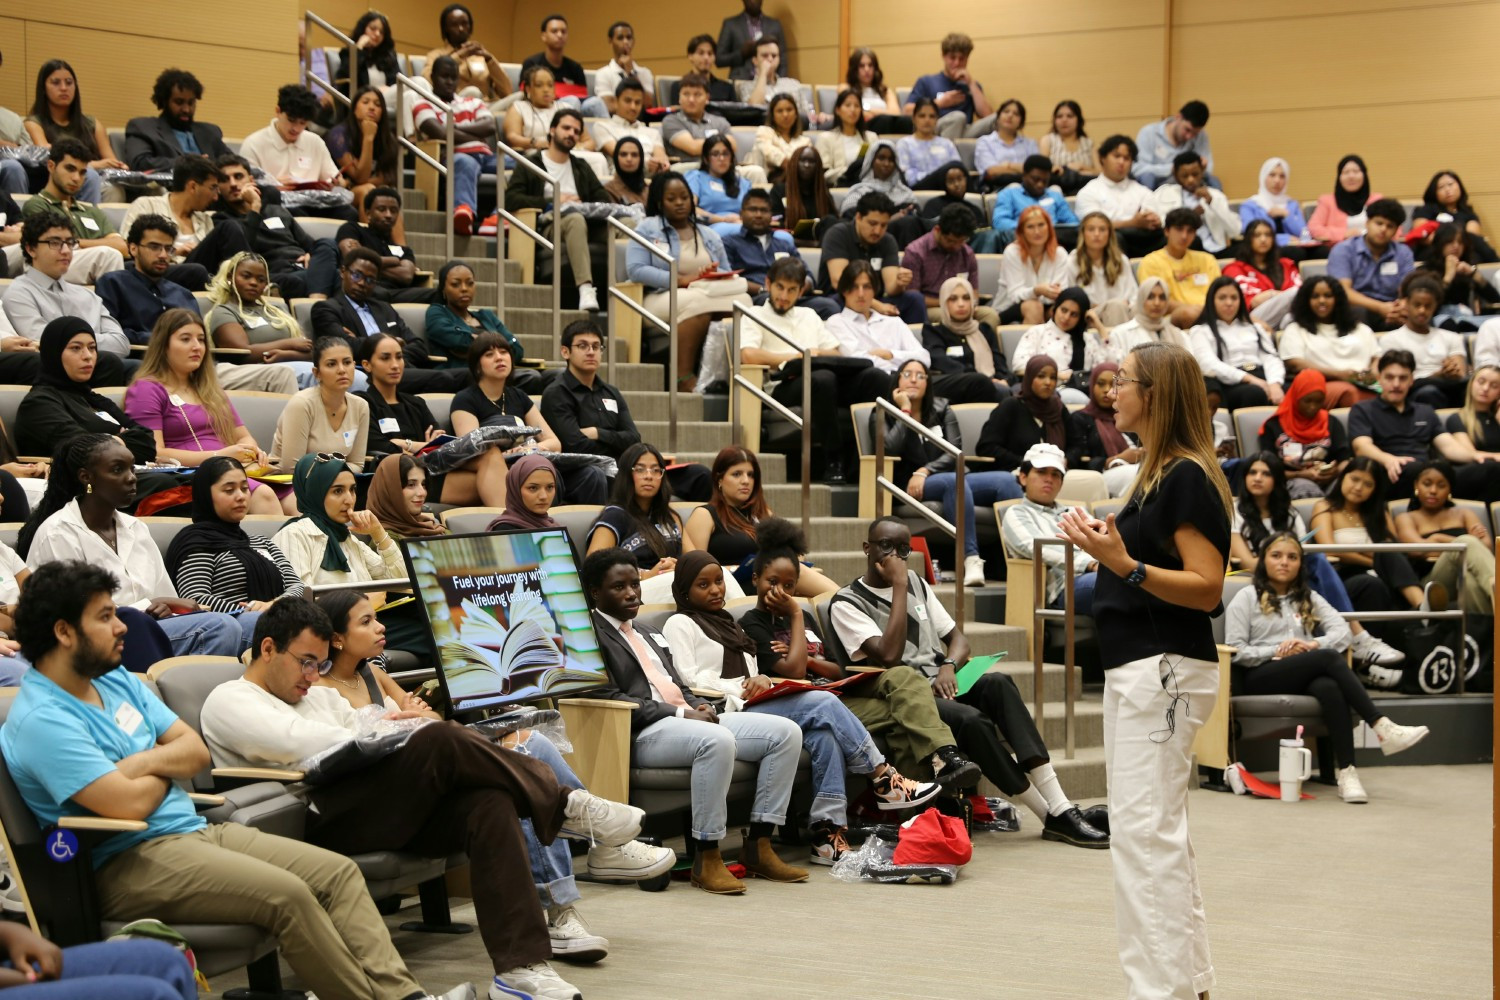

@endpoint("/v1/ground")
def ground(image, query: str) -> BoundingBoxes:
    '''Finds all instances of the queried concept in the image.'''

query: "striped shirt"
[171,537,305,613]
[412,94,492,156]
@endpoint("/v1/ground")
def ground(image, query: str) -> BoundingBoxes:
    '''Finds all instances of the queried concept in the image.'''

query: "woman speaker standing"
[1058,342,1232,1000]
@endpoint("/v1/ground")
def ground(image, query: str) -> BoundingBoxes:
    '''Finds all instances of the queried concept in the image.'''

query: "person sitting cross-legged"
[583,547,810,895]
[0,561,477,1000]
[201,596,665,998]
[827,517,1109,848]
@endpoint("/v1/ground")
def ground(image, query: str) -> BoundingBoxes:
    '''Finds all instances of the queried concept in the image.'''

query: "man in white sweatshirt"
[1146,152,1241,255]
[200,597,661,1000]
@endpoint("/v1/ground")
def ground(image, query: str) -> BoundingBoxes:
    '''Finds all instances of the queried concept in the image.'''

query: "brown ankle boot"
[741,836,810,883]
[690,848,745,895]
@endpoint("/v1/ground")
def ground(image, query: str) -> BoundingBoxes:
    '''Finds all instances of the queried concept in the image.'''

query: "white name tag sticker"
[244,315,268,329]
[602,398,618,413]
[1040,197,1054,207]
[946,345,965,357]
[649,632,670,650]
[378,418,400,434]
[385,320,397,328]
[704,129,719,138]
[871,257,883,270]
[389,245,404,257]
[772,251,789,260]
[914,603,929,621]
[342,430,355,446]
[81,216,100,231]
[113,701,143,737]
[710,181,724,192]
[264,216,285,230]
[1193,273,1209,285]
[804,628,819,644]
[1379,261,1399,276]
[95,410,119,425]
[168,394,186,407]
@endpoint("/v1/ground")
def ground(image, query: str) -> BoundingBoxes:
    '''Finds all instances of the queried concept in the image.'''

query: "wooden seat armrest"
[211,767,306,782]
[689,687,727,699]
[846,665,888,673]
[413,270,433,287]
[16,457,51,466]
[964,455,995,464]
[187,793,227,806]
[555,697,633,711]
[59,816,148,832]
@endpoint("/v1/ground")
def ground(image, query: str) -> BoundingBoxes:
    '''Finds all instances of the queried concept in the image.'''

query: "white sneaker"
[963,554,986,588]
[1350,630,1405,667]
[491,962,582,1000]
[547,905,608,964]
[1336,765,1368,804]
[577,284,599,312]
[586,839,675,880]
[1374,717,1430,756]
[0,870,24,914]
[561,789,642,847]
[1420,581,1449,617]
[425,983,477,1000]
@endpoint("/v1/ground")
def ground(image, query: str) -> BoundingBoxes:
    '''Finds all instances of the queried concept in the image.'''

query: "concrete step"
[995,659,1086,705]
[757,484,832,517]
[634,420,737,454]
[1036,694,1105,751]
[960,622,1026,660]
[505,307,591,337]
[672,451,785,481]
[1048,745,1107,801]
[517,332,624,358]
[929,583,1006,626]
[611,391,704,423]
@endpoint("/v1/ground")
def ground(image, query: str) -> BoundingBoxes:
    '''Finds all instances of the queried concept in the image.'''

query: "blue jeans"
[632,711,800,841]
[923,470,1023,556]
[234,610,262,652]
[748,689,883,826]
[1048,570,1097,616]
[79,166,102,204]
[290,363,367,393]
[0,652,30,685]
[3,939,195,1000]
[0,161,25,197]
[453,151,498,213]
[510,730,581,908]
[156,611,242,657]
[1305,552,1354,613]
[579,97,609,119]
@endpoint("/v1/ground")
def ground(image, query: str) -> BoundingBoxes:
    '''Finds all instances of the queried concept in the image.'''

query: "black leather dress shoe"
[1041,806,1110,848]
[1080,804,1109,835]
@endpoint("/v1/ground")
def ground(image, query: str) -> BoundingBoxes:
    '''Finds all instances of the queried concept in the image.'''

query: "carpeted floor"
[222,764,1491,1000]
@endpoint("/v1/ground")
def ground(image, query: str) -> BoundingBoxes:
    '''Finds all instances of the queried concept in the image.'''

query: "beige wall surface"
[3,0,1495,219]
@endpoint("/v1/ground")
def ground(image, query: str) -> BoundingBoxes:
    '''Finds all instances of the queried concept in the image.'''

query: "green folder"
[955,653,1007,697]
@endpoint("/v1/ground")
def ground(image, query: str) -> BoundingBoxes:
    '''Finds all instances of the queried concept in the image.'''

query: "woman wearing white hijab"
[1111,277,1190,354]
[1238,157,1312,246]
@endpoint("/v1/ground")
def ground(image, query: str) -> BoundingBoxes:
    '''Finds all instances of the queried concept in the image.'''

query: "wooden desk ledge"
[211,766,306,782]
[59,816,148,832]
[556,697,634,711]
[187,793,227,806]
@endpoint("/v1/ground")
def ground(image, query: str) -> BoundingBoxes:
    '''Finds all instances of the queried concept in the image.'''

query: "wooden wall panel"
[1207,100,1500,214]
[9,2,294,50]
[20,22,299,140]
[0,19,27,113]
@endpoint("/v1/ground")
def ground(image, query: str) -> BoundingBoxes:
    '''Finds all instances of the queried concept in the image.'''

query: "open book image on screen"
[399,529,608,712]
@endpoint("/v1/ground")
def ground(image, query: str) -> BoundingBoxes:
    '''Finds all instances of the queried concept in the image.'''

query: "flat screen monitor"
[398,529,608,713]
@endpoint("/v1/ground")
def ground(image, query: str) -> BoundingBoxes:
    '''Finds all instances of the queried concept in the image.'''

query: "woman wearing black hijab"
[16,317,156,463]
[1309,154,1379,242]
[166,455,305,614]
[603,137,648,207]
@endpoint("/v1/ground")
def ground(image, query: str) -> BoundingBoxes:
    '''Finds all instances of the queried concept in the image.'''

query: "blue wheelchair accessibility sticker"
[46,829,78,864]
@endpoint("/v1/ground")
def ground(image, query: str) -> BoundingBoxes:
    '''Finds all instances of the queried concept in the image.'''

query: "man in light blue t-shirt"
[0,560,473,1000]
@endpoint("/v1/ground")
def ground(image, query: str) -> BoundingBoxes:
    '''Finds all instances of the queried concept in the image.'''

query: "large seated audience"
[0,12,1494,1000]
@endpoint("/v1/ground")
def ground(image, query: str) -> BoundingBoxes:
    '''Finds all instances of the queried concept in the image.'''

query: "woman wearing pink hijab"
[488,455,562,531]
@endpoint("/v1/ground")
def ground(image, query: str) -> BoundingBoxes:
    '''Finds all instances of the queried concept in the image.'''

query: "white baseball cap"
[1022,442,1067,473]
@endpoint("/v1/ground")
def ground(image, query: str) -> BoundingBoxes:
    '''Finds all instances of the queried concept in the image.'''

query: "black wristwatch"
[1124,561,1148,588]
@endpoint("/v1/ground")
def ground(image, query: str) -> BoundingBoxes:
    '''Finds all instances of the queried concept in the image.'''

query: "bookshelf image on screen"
[399,529,608,712]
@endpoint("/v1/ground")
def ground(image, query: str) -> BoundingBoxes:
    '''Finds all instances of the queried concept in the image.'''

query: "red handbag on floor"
[892,807,972,867]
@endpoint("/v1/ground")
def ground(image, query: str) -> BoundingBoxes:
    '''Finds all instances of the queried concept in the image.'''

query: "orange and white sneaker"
[871,764,943,811]
[453,205,475,236]
[477,213,499,236]
[808,823,851,866]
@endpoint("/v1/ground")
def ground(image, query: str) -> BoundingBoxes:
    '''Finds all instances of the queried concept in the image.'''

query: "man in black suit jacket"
[123,70,233,172]
[310,248,468,393]
[582,548,806,895]
[716,0,787,81]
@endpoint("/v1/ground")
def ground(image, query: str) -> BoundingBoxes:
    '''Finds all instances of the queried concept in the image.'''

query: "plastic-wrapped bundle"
[295,704,429,783]
[468,706,572,754]
[829,835,960,885]
[280,186,356,213]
